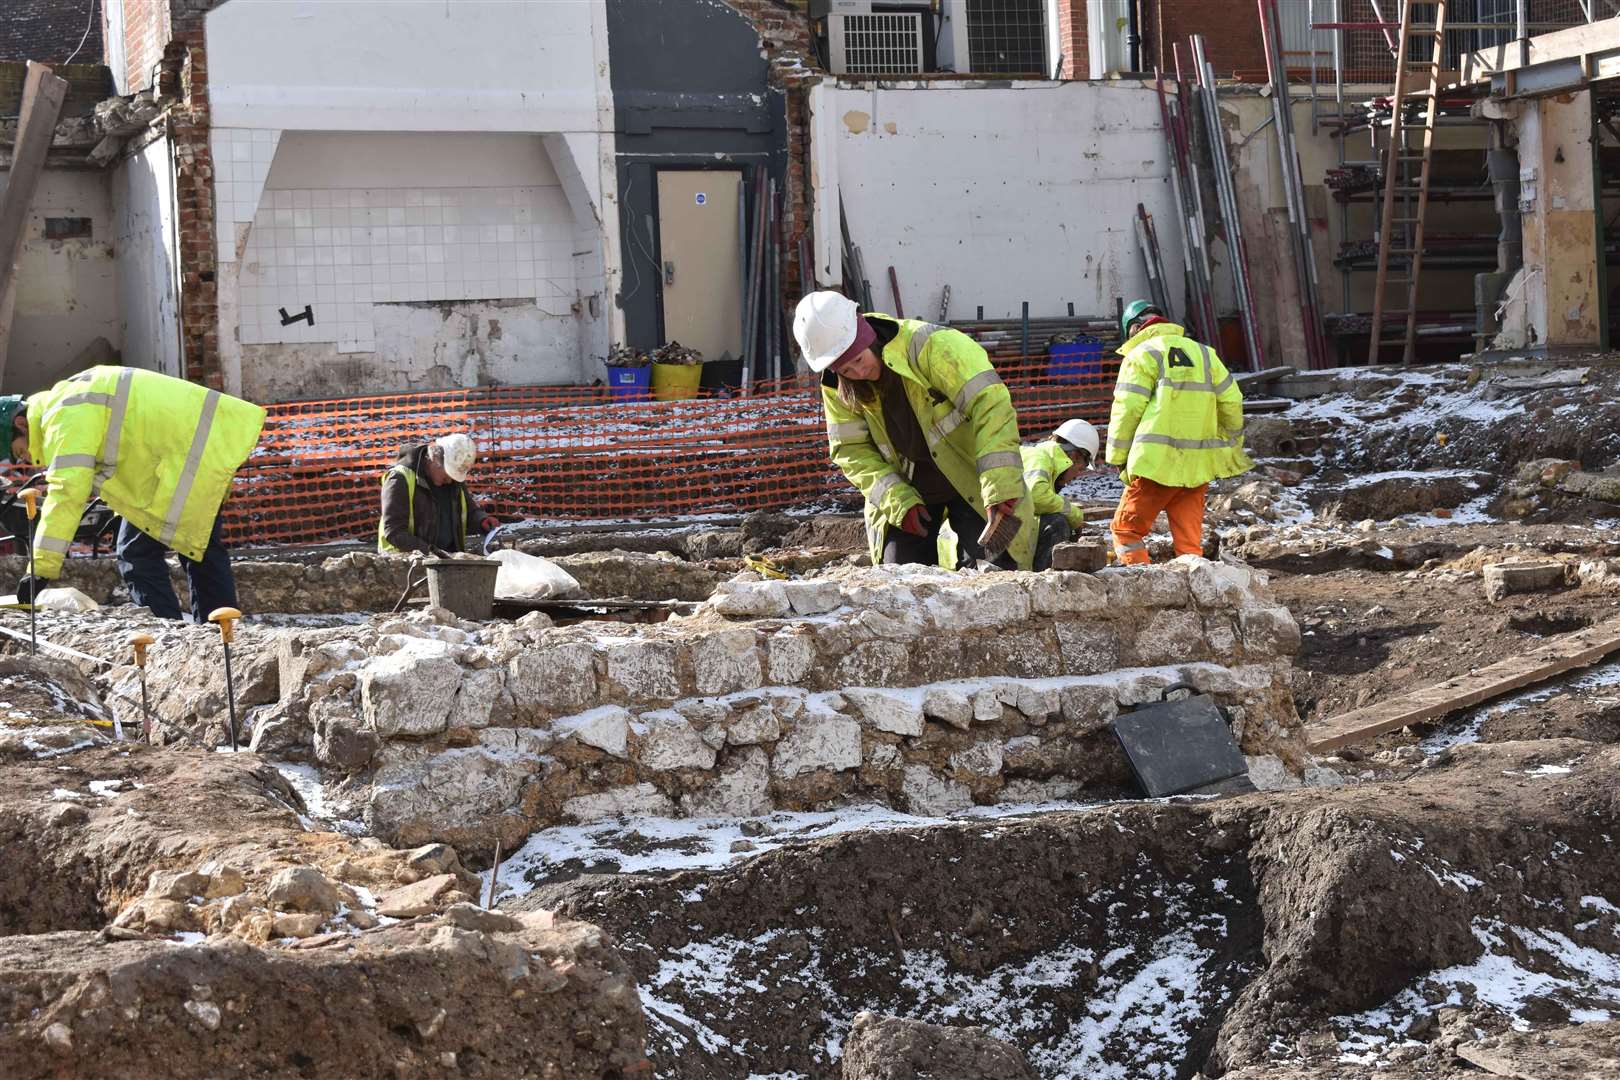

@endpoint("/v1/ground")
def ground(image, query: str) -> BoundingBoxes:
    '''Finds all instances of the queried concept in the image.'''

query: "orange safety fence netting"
[224,355,1121,547]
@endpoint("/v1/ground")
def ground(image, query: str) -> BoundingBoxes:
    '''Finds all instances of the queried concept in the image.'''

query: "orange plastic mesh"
[222,356,1120,546]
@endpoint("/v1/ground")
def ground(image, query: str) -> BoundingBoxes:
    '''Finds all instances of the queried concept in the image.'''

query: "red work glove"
[479,515,500,534]
[988,499,1020,519]
[899,505,932,537]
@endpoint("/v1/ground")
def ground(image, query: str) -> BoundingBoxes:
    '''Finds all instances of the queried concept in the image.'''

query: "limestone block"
[922,686,974,731]
[365,733,547,848]
[604,639,682,702]
[772,712,862,778]
[987,630,1063,679]
[674,697,730,727]
[1055,621,1122,676]
[867,743,901,769]
[507,642,597,715]
[782,579,842,615]
[248,698,310,758]
[838,581,921,616]
[1013,684,1060,724]
[690,629,764,695]
[446,667,508,731]
[726,702,782,746]
[1237,606,1302,657]
[562,783,675,823]
[1129,609,1207,666]
[767,630,816,684]
[971,687,1004,723]
[926,582,1030,632]
[832,641,911,687]
[1483,560,1569,603]
[1113,670,1179,706]
[1246,754,1301,791]
[1182,557,1261,609]
[899,765,974,815]
[683,748,772,818]
[360,648,464,738]
[711,580,791,618]
[376,873,457,918]
[1099,566,1191,609]
[950,741,1005,777]
[1204,615,1238,657]
[844,688,925,737]
[636,711,718,771]
[853,608,924,641]
[553,706,632,759]
[312,694,377,773]
[1058,684,1118,729]
[1027,572,1109,615]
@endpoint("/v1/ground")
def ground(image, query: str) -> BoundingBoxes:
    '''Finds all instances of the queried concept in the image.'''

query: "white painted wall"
[203,0,618,399]
[1,169,122,393]
[112,136,183,379]
[812,80,1183,325]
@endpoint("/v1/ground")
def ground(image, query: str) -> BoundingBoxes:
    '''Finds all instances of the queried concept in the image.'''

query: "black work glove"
[14,575,47,604]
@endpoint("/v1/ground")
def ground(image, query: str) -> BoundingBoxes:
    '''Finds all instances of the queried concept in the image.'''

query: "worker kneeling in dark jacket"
[377,433,498,555]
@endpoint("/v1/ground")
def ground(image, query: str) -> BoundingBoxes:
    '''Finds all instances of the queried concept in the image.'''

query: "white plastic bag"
[0,586,100,611]
[489,549,582,600]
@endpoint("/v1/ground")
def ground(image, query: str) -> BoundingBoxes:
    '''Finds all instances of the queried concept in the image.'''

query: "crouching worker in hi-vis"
[1023,418,1098,571]
[1106,301,1251,565]
[794,290,1038,570]
[0,368,267,621]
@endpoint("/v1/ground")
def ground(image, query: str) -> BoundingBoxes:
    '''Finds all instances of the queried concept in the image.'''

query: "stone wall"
[205,559,1303,852]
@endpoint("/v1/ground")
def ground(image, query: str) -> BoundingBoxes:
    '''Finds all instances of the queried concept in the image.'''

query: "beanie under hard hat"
[793,291,873,373]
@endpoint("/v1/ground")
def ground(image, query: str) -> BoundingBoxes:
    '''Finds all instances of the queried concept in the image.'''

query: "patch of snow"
[1422,660,1620,753]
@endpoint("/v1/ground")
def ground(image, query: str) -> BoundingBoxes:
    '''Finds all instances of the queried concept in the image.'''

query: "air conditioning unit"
[809,0,873,15]
[830,11,925,76]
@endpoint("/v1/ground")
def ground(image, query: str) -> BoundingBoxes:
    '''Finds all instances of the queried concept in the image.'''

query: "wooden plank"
[1305,616,1620,752]
[0,61,69,387]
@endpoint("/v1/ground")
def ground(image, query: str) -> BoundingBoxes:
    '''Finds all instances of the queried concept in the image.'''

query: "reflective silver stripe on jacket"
[1212,373,1234,395]
[1106,438,1131,458]
[35,535,72,555]
[157,389,222,546]
[57,392,114,409]
[867,471,903,506]
[1118,381,1153,397]
[908,323,944,364]
[977,451,1021,474]
[50,454,97,471]
[98,369,135,487]
[930,408,968,446]
[1024,468,1051,485]
[828,420,870,443]
[1134,433,1238,451]
[953,369,1001,412]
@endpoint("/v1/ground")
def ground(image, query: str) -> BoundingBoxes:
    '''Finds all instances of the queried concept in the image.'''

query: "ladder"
[1368,0,1448,366]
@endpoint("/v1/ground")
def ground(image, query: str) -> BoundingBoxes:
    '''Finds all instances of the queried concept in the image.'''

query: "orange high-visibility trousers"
[1111,477,1208,564]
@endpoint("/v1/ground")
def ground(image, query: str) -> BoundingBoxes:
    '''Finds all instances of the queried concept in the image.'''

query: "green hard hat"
[1121,299,1163,338]
[0,396,22,463]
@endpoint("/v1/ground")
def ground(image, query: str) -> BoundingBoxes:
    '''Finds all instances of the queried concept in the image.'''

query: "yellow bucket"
[651,363,703,401]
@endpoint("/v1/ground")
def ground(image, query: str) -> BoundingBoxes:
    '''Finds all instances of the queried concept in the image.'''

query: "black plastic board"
[1112,695,1248,798]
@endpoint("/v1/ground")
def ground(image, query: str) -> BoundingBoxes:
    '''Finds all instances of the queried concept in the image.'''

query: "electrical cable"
[63,0,97,65]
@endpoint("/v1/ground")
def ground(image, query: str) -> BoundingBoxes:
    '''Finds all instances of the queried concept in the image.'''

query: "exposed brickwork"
[118,0,172,93]
[1056,0,1264,78]
[0,0,105,64]
[722,0,821,325]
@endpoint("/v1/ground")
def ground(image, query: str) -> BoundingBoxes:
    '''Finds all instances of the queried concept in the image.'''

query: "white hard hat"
[434,433,477,482]
[794,290,862,373]
[1055,419,1099,462]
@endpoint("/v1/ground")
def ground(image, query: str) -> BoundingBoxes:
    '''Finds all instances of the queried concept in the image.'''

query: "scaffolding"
[1305,0,1600,362]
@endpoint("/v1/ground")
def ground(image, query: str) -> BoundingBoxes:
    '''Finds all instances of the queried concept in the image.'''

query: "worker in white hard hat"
[1022,418,1098,570]
[377,433,499,555]
[794,290,1038,570]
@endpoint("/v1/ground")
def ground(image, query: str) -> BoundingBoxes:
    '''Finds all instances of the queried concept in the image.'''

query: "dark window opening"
[966,0,1047,75]
[44,218,93,241]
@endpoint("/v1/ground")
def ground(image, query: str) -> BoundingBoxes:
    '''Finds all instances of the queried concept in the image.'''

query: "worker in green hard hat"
[1105,301,1251,564]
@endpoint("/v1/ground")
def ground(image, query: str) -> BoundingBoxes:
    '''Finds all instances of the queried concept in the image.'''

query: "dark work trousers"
[116,514,238,622]
[882,495,1015,571]
[1033,512,1075,571]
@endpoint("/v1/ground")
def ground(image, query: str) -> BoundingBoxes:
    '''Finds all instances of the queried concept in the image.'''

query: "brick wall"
[118,0,171,93]
[723,0,820,324]
[1057,0,1265,78]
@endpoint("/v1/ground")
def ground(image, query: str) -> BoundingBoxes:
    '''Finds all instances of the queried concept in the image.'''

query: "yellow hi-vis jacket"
[1021,440,1085,531]
[25,367,266,578]
[1105,323,1252,488]
[820,316,1037,570]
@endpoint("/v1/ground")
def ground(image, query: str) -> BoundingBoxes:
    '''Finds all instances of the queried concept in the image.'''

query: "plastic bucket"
[651,362,703,401]
[425,558,501,621]
[1047,338,1105,383]
[606,365,651,401]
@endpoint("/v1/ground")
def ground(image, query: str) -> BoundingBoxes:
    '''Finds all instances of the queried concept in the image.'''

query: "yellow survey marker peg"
[129,632,155,742]
[208,607,243,751]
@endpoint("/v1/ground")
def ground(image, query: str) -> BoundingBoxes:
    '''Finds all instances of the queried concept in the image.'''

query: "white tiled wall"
[238,184,579,354]
[211,128,281,261]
